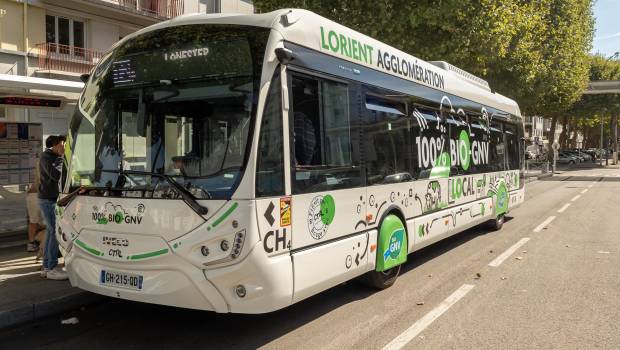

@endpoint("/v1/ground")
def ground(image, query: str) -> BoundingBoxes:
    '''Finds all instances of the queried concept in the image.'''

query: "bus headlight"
[231,230,245,259]
[235,285,247,298]
[202,229,246,266]
[220,240,229,252]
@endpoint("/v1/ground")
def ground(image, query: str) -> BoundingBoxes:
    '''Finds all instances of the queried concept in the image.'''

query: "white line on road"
[382,284,475,350]
[571,194,581,202]
[588,183,594,188]
[489,238,531,267]
[533,216,557,233]
[580,188,588,194]
[557,203,571,213]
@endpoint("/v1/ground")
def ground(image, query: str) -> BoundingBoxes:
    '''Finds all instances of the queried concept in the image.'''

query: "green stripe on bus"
[129,248,169,260]
[74,239,103,257]
[208,202,238,230]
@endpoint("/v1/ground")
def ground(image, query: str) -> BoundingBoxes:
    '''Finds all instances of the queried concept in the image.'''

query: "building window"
[207,0,221,13]
[45,15,85,56]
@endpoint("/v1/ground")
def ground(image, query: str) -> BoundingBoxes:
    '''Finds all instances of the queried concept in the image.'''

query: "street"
[1,165,619,349]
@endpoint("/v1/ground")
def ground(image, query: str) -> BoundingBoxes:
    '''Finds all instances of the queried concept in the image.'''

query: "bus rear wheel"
[489,214,505,231]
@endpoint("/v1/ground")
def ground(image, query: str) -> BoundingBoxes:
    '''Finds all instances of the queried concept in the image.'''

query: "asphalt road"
[2,165,619,349]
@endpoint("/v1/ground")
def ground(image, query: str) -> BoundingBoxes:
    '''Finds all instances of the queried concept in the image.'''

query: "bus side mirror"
[275,48,295,64]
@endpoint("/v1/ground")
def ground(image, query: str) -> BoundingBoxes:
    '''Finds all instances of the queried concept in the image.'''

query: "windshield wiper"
[121,170,209,215]
[57,185,107,207]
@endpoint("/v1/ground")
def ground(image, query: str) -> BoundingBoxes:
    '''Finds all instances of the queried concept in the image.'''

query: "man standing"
[38,135,68,280]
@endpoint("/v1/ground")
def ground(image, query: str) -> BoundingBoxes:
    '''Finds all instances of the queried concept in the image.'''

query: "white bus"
[58,9,525,313]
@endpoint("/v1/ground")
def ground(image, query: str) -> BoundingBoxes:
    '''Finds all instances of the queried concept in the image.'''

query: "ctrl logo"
[108,248,123,258]
[263,228,290,253]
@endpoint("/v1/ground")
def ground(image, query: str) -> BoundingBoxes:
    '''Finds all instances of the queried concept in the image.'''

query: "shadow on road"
[534,162,620,183]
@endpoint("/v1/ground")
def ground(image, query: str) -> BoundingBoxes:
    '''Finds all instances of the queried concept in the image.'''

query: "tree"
[255,1,594,158]
[567,55,620,149]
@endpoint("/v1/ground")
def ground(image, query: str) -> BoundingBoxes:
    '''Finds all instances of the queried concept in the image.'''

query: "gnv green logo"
[449,130,489,171]
[383,228,404,262]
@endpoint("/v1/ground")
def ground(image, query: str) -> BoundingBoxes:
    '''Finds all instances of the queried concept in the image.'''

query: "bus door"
[286,71,369,301]
[255,67,292,258]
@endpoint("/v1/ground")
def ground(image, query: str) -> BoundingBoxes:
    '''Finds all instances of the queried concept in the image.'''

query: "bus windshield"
[68,25,269,199]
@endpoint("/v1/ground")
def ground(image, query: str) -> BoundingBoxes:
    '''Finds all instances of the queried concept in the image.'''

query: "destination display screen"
[111,38,253,86]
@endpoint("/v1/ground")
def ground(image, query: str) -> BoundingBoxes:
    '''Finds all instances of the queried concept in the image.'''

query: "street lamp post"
[600,117,604,166]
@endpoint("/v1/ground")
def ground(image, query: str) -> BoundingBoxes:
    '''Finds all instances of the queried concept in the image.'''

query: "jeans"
[39,199,59,270]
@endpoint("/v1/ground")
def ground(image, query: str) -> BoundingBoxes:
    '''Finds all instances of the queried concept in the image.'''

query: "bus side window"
[364,94,413,185]
[413,107,446,179]
[447,113,468,176]
[489,121,505,171]
[256,71,284,197]
[290,74,360,194]
[467,116,489,174]
[504,122,520,170]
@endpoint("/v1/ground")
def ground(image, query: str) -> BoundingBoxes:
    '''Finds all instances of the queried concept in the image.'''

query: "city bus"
[57,9,525,313]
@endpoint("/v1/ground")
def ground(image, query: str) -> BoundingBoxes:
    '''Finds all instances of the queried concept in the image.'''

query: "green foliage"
[255,0,595,116]
[568,55,620,147]
[569,56,620,117]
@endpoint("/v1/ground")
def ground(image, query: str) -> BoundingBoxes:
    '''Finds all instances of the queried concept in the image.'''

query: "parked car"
[557,152,578,164]
[569,149,593,161]
[560,151,583,162]
[563,150,589,162]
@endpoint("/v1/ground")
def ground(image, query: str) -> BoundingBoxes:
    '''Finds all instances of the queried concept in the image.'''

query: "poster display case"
[0,122,43,186]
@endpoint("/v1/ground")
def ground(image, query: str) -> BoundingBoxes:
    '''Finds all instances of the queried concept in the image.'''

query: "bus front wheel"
[362,265,401,289]
[362,213,407,289]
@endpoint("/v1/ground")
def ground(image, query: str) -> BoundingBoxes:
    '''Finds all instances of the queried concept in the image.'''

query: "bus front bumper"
[65,248,229,312]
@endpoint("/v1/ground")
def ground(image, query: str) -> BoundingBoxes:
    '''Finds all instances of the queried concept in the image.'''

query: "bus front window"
[68,25,269,199]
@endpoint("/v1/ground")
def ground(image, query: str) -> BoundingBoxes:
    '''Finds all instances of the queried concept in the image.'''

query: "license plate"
[100,270,143,291]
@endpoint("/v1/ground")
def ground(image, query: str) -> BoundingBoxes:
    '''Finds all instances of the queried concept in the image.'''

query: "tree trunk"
[558,116,568,149]
[547,116,558,160]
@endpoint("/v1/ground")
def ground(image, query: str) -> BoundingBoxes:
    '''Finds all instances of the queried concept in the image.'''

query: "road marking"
[533,216,556,233]
[570,195,581,202]
[588,184,593,188]
[580,188,588,194]
[557,203,571,213]
[382,284,475,350]
[489,238,531,267]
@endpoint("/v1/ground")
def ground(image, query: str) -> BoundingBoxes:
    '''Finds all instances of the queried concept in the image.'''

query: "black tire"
[361,213,407,289]
[489,214,505,231]
[362,264,401,289]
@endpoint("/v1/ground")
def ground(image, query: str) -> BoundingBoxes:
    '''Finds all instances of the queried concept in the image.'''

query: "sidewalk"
[0,245,105,329]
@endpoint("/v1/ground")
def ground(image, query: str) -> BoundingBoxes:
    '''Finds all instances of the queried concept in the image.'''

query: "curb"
[0,290,107,330]
[524,172,553,184]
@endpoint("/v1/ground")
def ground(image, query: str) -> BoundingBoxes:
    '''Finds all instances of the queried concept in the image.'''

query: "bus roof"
[115,9,521,117]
